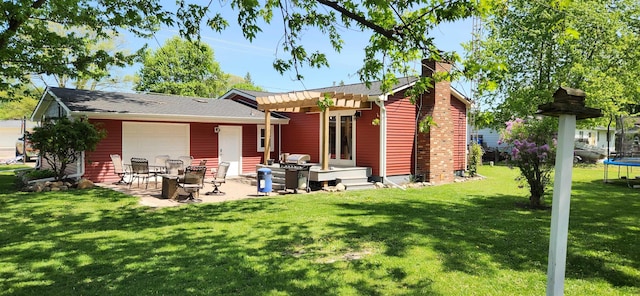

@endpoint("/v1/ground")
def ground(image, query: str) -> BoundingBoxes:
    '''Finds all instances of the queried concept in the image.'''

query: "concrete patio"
[98,175,297,208]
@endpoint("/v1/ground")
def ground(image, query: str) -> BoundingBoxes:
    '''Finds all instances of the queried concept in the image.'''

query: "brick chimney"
[416,59,454,184]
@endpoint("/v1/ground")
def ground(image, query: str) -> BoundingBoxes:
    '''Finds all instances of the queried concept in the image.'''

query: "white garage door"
[122,122,190,164]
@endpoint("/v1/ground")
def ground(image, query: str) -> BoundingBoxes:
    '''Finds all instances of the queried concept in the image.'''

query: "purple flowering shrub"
[500,118,557,208]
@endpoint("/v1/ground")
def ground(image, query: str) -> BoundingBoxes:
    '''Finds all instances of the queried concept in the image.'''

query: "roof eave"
[451,88,471,107]
[72,111,290,125]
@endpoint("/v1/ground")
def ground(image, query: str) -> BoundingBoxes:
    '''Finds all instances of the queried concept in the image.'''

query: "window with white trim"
[257,125,275,152]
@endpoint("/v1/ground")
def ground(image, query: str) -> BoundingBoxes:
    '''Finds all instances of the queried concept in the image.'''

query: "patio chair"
[178,155,193,167]
[165,159,184,175]
[177,165,207,202]
[110,154,128,185]
[205,162,230,195]
[152,155,171,184]
[129,157,151,189]
[154,155,170,169]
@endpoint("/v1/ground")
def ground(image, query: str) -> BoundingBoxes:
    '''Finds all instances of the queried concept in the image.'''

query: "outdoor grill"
[280,154,312,193]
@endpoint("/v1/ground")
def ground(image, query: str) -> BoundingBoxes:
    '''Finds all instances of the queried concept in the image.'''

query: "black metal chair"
[110,154,128,185]
[206,162,230,195]
[129,157,150,189]
[178,165,207,202]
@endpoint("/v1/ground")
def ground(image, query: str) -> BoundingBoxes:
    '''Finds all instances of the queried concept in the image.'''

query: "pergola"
[256,91,371,170]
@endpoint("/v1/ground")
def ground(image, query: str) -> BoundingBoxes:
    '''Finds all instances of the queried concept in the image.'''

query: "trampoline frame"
[603,158,640,188]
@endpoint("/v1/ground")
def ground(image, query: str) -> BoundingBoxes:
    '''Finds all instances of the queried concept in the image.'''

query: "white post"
[546,114,577,296]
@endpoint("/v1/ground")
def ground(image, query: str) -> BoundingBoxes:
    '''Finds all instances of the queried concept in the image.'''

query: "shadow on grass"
[1,173,438,295]
[327,179,639,289]
[0,171,638,295]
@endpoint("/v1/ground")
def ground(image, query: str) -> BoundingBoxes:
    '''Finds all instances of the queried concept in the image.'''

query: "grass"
[0,164,638,295]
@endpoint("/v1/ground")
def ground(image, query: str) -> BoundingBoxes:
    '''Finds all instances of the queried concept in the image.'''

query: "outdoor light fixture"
[214,126,220,133]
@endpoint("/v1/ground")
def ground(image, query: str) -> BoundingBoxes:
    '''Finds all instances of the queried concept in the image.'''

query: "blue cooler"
[257,168,272,195]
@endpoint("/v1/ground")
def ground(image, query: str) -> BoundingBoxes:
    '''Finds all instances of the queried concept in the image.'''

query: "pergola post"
[264,109,271,165]
[321,108,330,171]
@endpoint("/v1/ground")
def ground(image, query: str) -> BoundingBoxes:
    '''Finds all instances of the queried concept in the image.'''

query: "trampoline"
[602,115,640,188]
[604,158,640,188]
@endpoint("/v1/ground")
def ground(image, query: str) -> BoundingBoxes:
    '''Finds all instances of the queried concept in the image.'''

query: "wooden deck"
[255,164,374,191]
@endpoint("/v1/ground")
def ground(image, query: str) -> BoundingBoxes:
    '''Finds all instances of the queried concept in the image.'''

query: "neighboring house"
[575,127,615,152]
[30,87,289,183]
[468,127,507,151]
[222,59,470,185]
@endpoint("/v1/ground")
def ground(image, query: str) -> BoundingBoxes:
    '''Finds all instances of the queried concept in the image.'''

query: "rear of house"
[31,87,288,183]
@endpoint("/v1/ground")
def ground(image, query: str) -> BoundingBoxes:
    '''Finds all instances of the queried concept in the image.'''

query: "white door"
[122,122,189,163]
[218,125,242,176]
[323,110,356,166]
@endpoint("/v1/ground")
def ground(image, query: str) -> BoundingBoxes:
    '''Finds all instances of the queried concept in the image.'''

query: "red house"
[30,88,289,183]
[222,59,470,186]
[31,59,468,188]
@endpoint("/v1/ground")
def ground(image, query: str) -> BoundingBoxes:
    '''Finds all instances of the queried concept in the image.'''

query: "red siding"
[83,119,281,182]
[385,93,417,176]
[356,105,381,176]
[280,112,320,162]
[451,98,467,171]
[85,119,122,183]
[241,124,280,174]
[191,123,218,167]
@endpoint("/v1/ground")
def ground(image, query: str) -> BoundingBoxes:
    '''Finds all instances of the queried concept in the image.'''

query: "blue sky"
[163,21,471,96]
[38,3,474,98]
[136,2,475,97]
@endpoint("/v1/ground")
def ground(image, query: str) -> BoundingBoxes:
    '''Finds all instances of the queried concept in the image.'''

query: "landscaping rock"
[374,182,385,189]
[335,183,346,192]
[77,178,94,189]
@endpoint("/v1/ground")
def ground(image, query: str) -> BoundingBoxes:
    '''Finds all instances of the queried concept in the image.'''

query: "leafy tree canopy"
[135,36,228,97]
[0,87,40,119]
[227,72,263,92]
[466,0,640,128]
[2,0,490,99]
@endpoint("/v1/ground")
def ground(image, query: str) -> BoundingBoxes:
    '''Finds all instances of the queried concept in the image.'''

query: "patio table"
[161,175,180,199]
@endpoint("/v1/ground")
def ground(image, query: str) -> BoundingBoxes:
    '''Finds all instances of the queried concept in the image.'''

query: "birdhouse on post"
[537,87,601,296]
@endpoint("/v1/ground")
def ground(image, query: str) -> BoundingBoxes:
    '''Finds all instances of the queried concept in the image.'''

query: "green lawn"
[1,165,638,295]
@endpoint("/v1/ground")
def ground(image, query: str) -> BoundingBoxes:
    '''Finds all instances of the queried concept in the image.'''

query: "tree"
[500,118,557,208]
[29,117,106,181]
[466,0,640,127]
[135,36,228,97]
[0,0,176,96]
[0,88,39,120]
[228,73,263,92]
[2,1,486,99]
[37,24,136,91]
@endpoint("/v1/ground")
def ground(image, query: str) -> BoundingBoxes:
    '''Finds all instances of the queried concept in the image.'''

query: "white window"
[257,125,274,152]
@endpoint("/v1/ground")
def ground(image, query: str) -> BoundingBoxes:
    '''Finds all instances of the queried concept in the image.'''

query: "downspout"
[278,124,282,162]
[374,96,404,190]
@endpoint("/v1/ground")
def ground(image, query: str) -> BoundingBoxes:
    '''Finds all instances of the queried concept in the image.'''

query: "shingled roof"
[34,87,288,124]
[220,77,469,105]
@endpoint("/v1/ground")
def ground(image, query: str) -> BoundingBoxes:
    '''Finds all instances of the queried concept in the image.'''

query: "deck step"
[344,182,375,191]
[337,177,370,186]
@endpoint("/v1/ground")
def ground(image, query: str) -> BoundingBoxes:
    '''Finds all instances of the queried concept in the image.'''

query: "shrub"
[500,118,557,208]
[30,117,106,181]
[468,143,484,177]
